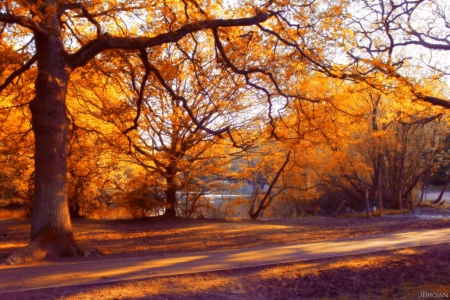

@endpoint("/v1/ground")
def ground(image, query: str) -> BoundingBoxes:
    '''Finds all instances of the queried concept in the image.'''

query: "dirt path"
[1,227,449,293]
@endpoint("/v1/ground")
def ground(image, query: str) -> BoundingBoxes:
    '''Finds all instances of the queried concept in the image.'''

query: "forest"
[0,0,449,264]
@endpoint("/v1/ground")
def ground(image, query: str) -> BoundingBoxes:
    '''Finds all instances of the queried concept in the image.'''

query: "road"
[1,227,450,293]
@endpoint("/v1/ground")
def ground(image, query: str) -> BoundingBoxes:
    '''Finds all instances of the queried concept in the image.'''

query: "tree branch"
[0,54,37,93]
[142,55,231,138]
[122,49,151,135]
[80,5,103,38]
[421,96,450,109]
[0,13,43,33]
[250,151,291,219]
[68,12,275,69]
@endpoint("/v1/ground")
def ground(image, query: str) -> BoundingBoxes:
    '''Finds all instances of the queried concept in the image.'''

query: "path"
[1,227,450,293]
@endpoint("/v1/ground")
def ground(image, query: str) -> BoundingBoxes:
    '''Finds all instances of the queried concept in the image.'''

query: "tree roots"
[4,235,88,265]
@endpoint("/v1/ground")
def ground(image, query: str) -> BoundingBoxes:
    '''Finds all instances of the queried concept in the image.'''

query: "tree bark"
[6,29,84,264]
[164,177,178,218]
[378,181,383,217]
[365,187,370,219]
[409,192,415,212]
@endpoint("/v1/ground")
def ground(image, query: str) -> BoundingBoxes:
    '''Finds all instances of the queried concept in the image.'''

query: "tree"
[111,171,166,219]
[66,126,123,218]
[0,44,35,210]
[349,0,450,107]
[1,1,358,262]
[96,51,252,218]
[266,74,448,214]
[236,139,292,219]
[0,105,34,209]
[321,86,448,212]
[250,73,358,217]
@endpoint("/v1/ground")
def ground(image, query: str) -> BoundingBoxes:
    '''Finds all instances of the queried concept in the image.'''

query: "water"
[423,190,450,201]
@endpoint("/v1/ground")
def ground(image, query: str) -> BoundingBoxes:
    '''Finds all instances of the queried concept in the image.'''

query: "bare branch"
[0,54,37,93]
[122,49,151,135]
[80,5,102,38]
[250,151,291,219]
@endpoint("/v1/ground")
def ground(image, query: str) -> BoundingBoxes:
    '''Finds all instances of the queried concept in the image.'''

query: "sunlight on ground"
[55,274,235,300]
[50,250,434,300]
[230,224,292,230]
[6,224,30,231]
[37,255,209,286]
[258,261,320,279]
[325,255,394,270]
[175,223,292,233]
[0,242,27,249]
[74,232,148,241]
[70,222,295,256]
[393,248,420,255]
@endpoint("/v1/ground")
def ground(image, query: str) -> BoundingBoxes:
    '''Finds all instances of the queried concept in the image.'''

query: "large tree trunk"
[164,180,178,217]
[163,170,178,218]
[6,30,84,264]
[163,158,178,218]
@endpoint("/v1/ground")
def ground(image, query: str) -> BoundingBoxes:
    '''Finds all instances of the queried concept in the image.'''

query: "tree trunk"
[378,182,383,217]
[69,194,83,219]
[164,177,178,218]
[69,178,86,218]
[6,32,84,264]
[432,173,450,204]
[419,169,431,205]
[419,181,425,205]
[332,199,346,218]
[163,157,179,218]
[250,151,291,219]
[365,187,370,219]
[27,171,35,217]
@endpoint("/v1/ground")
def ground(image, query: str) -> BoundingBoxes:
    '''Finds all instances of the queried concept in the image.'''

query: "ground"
[1,207,450,299]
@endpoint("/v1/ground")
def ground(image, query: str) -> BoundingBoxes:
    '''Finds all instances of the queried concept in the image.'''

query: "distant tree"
[325,89,448,211]
[108,78,239,218]
[350,0,450,107]
[0,90,34,208]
